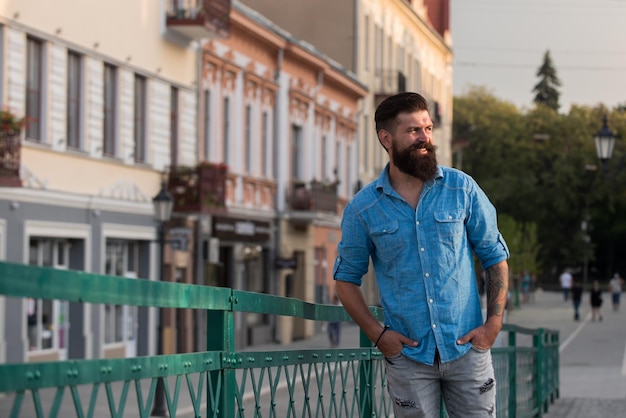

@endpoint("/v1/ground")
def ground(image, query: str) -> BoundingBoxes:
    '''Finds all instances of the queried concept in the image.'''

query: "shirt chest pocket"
[370,221,403,263]
[434,211,465,244]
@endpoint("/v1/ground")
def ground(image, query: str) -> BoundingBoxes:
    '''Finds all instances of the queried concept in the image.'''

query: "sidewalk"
[506,289,626,417]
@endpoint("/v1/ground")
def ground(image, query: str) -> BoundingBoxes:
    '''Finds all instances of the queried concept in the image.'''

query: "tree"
[532,50,561,112]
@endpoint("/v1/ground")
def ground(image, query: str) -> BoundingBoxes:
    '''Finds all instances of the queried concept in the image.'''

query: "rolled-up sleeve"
[466,181,510,270]
[333,203,373,286]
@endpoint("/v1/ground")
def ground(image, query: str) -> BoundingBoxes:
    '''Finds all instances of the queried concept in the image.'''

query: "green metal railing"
[0,262,559,418]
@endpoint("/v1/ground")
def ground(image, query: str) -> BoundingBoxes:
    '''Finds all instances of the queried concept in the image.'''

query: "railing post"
[534,329,544,418]
[207,290,236,418]
[508,328,517,418]
[359,329,374,418]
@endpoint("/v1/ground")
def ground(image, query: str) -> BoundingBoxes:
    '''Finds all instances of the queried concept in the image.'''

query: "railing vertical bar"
[359,329,374,418]
[534,329,544,418]
[207,289,236,418]
[508,329,517,418]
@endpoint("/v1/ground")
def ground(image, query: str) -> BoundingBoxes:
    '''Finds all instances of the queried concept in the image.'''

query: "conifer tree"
[532,50,561,111]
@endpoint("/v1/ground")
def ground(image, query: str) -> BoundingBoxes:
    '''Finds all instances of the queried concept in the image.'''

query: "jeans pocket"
[384,352,404,365]
[469,343,490,354]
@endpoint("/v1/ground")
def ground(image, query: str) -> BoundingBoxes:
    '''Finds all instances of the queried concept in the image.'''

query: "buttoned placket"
[415,183,442,350]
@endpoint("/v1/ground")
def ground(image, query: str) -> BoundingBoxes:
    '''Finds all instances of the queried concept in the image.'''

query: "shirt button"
[420,247,425,252]
[429,299,433,303]
[448,215,452,220]
[416,221,420,225]
[432,324,437,328]
[425,273,430,278]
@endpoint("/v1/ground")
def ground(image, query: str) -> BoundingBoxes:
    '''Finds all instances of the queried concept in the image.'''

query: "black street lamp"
[151,180,173,417]
[593,115,618,176]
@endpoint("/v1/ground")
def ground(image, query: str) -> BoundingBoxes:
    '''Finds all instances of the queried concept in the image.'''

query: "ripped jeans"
[384,347,496,418]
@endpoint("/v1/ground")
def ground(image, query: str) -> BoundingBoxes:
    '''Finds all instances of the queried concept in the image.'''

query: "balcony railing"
[0,130,21,187]
[166,0,231,40]
[291,180,338,214]
[374,69,406,105]
[169,162,227,213]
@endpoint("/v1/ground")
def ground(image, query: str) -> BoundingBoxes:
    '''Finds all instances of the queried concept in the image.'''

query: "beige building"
[0,0,228,362]
[240,0,453,305]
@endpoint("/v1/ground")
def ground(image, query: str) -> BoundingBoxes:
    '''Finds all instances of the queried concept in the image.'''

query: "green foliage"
[453,88,626,285]
[498,214,540,276]
[532,50,561,112]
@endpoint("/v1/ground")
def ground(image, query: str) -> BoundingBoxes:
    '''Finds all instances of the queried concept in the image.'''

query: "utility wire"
[455,61,626,72]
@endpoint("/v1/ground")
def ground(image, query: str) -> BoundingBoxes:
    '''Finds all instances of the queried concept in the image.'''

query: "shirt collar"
[376,163,443,193]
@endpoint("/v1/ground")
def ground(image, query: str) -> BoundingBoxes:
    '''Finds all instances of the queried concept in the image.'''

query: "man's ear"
[378,129,391,150]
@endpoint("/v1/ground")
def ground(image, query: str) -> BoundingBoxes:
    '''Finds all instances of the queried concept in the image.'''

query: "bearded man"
[333,92,509,418]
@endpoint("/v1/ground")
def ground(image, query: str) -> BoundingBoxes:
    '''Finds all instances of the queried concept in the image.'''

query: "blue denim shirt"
[333,164,509,365]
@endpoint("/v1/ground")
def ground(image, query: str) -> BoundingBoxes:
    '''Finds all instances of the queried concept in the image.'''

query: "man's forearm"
[485,260,509,323]
[335,280,384,342]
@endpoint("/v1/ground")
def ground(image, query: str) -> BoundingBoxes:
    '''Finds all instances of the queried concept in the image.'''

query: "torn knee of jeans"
[394,398,417,408]
[479,378,495,394]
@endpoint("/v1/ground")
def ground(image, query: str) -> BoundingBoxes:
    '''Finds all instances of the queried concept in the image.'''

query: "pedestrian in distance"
[571,280,583,321]
[521,271,532,304]
[333,92,510,418]
[327,293,342,348]
[590,280,603,322]
[559,268,573,302]
[608,273,624,312]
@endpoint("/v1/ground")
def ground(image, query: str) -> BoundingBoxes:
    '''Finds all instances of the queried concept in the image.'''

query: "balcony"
[374,70,406,105]
[0,130,21,187]
[290,180,338,214]
[169,162,227,213]
[166,0,231,41]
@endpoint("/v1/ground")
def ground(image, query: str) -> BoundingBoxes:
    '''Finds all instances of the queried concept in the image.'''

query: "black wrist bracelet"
[374,325,390,347]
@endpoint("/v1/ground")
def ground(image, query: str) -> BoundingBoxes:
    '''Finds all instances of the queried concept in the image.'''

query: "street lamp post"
[584,116,619,287]
[151,180,174,417]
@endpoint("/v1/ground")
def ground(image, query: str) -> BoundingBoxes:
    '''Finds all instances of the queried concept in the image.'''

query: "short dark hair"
[375,92,430,133]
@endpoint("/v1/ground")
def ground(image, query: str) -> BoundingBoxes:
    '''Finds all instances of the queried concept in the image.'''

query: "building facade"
[240,0,453,305]
[0,0,229,363]
[192,2,366,345]
[0,0,366,362]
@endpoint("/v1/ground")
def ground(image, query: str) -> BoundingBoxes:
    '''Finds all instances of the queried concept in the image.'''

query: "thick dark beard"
[391,141,438,181]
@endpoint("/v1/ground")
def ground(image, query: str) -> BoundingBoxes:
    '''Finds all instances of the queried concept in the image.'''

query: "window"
[26,37,43,141]
[363,115,369,173]
[134,74,147,163]
[364,16,370,71]
[262,111,269,178]
[103,64,117,157]
[291,124,304,180]
[335,140,342,191]
[170,86,179,167]
[28,238,70,352]
[104,240,138,346]
[375,26,383,75]
[347,143,353,196]
[203,90,211,160]
[223,97,230,164]
[245,105,252,173]
[67,51,82,149]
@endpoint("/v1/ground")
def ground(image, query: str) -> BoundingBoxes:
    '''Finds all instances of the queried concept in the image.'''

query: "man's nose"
[415,130,428,142]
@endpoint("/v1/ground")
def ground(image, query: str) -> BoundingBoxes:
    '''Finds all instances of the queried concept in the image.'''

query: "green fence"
[0,262,559,417]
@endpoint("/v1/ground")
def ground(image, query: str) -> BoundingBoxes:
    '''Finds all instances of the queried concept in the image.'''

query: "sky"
[451,0,626,112]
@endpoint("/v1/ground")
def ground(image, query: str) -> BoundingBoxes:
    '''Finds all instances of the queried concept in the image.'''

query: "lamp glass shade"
[153,182,174,222]
[594,134,615,161]
[594,116,617,161]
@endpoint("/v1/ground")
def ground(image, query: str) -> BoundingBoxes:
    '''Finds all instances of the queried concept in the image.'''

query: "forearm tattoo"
[485,262,508,318]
